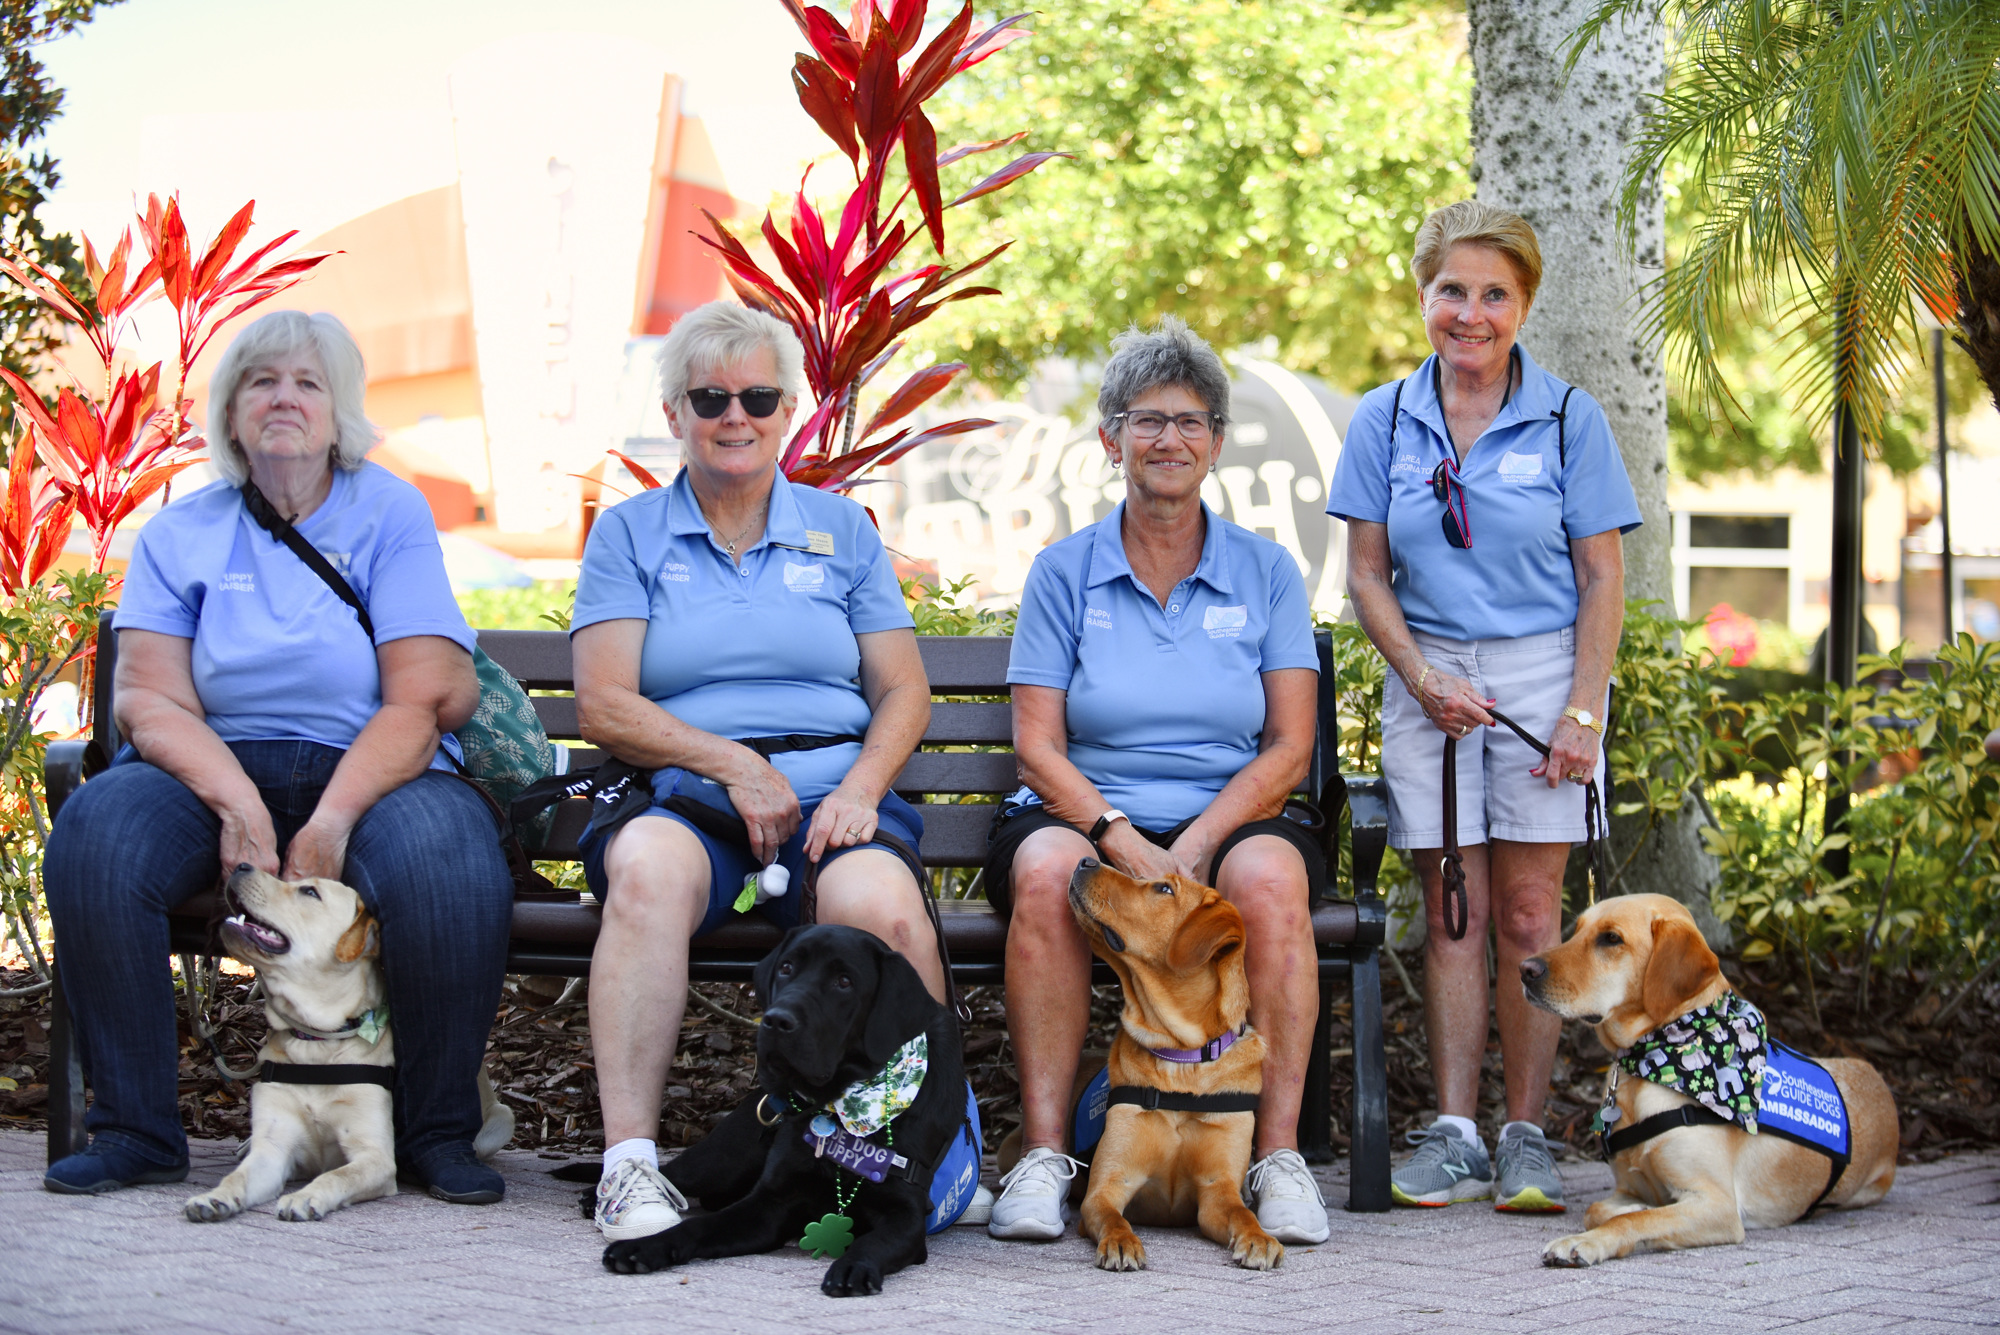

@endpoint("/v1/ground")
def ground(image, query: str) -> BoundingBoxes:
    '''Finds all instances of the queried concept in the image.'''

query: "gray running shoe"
[1390,1121,1493,1207]
[1494,1124,1566,1213]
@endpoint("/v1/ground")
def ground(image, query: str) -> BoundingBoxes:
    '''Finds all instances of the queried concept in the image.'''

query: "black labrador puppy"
[604,924,963,1297]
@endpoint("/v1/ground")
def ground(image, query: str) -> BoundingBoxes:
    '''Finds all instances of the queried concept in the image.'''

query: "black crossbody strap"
[240,482,374,639]
[1555,385,1577,470]
[1107,1085,1259,1114]
[261,1061,394,1088]
[1603,1102,1730,1156]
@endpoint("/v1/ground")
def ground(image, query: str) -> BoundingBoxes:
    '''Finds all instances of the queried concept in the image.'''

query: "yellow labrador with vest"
[184,867,512,1222]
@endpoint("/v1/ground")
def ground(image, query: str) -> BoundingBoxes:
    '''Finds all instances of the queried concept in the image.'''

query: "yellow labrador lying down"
[185,867,512,1223]
[1522,894,1896,1266]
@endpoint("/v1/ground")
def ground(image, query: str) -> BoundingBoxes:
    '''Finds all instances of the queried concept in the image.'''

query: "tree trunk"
[1955,231,2000,416]
[1469,0,1725,944]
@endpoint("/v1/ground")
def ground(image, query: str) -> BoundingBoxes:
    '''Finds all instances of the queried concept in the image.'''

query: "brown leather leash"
[1440,706,1611,940]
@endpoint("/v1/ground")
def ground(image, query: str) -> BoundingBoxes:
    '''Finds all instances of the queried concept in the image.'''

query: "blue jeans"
[42,740,514,1171]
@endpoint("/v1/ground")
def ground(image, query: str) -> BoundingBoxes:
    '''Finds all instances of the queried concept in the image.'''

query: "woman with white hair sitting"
[42,310,515,1203]
[571,299,943,1242]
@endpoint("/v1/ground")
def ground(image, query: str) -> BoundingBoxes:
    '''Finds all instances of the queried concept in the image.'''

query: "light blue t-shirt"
[1005,503,1319,830]
[1325,344,1642,642]
[114,463,476,763]
[570,467,915,806]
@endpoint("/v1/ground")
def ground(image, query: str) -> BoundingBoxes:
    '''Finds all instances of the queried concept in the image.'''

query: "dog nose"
[1077,857,1099,871]
[762,1008,798,1034]
[234,863,252,875]
[1520,957,1548,985]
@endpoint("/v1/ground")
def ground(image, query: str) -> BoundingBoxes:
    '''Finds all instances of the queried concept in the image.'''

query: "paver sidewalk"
[3,1131,1996,1334]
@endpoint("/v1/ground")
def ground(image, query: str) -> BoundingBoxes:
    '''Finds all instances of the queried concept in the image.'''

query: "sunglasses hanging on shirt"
[686,386,785,419]
[1431,458,1472,549]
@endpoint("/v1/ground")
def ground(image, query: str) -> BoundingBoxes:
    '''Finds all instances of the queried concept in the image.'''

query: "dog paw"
[820,1256,884,1297]
[1232,1229,1285,1271]
[275,1191,332,1222]
[603,1231,686,1274]
[1095,1230,1147,1272]
[183,1192,242,1223]
[1542,1233,1606,1268]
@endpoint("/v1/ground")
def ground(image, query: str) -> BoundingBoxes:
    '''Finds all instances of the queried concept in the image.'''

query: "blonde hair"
[1411,200,1543,306]
[658,300,807,409]
[206,310,376,485]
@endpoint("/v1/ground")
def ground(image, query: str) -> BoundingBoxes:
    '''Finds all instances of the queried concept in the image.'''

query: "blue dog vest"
[925,1080,984,1233]
[1757,1042,1851,1160]
[1071,1065,1112,1158]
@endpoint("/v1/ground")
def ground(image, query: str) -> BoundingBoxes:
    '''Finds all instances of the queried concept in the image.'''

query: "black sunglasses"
[686,386,784,419]
[1431,459,1471,549]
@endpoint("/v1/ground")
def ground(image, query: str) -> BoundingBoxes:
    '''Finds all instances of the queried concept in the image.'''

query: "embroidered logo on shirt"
[1391,452,1427,476]
[1498,451,1544,480]
[322,550,354,577]
[784,561,826,592]
[1203,605,1248,639]
[1085,607,1113,630]
[219,572,255,593]
[805,530,835,555]
[660,561,691,584]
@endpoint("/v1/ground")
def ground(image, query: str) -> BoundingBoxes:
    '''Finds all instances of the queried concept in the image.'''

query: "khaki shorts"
[1381,625,1606,848]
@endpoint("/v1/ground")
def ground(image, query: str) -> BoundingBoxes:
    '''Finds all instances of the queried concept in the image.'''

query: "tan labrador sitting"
[185,867,513,1223]
[1067,857,1282,1272]
[1522,894,1897,1266]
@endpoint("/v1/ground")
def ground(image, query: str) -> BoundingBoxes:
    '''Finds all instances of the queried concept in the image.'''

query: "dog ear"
[1167,891,1246,974]
[1641,914,1720,1023]
[753,926,812,1009]
[862,945,938,1069]
[335,904,380,963]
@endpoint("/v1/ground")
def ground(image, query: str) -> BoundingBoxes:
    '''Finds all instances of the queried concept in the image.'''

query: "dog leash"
[1440,706,1611,940]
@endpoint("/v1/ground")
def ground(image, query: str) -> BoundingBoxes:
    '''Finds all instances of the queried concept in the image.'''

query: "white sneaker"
[595,1158,688,1242]
[988,1147,1082,1240]
[1245,1148,1331,1244]
[954,1183,996,1226]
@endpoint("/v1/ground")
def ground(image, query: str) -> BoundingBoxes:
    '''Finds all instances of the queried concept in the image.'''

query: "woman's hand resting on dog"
[219,803,282,877]
[1099,821,1188,883]
[283,818,351,882]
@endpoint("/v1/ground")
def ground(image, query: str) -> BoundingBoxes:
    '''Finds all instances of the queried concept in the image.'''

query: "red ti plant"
[683,0,1065,493]
[0,195,332,571]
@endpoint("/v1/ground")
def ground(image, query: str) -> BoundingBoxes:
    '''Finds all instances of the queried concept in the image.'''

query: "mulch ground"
[2,949,1993,1164]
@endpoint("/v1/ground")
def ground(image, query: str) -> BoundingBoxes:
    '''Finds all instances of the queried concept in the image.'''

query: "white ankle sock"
[602,1138,658,1179]
[1434,1114,1480,1145]
[1501,1120,1544,1140]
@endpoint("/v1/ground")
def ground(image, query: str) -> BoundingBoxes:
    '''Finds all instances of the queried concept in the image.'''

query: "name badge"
[806,1125,909,1182]
[805,530,835,555]
[1498,450,1543,480]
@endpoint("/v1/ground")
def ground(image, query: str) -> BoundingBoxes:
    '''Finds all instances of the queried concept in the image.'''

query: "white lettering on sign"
[660,561,691,584]
[1498,451,1544,480]
[1085,607,1113,631]
[1203,605,1248,639]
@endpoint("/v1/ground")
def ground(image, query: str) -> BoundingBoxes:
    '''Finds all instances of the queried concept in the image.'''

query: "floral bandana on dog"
[1602,992,1768,1133]
[825,1033,929,1136]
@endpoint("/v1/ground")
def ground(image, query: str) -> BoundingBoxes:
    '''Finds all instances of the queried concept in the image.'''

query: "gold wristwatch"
[1562,706,1605,736]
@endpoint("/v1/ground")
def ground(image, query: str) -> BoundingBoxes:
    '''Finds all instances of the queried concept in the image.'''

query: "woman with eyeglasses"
[983,318,1329,1248]
[1326,201,1640,1214]
[569,300,942,1243]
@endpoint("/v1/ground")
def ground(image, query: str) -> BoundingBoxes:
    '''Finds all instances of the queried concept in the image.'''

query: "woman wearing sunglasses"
[1326,201,1641,1214]
[568,300,942,1242]
[983,318,1329,1247]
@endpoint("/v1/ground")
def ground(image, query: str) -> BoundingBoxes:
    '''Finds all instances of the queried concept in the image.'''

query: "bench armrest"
[1343,773,1389,946]
[43,740,92,820]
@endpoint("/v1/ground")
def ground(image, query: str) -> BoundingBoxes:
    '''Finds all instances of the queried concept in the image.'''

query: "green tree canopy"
[923,0,1472,394]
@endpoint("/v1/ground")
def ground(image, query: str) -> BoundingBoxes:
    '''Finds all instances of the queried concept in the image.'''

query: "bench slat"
[533,698,1011,749]
[476,629,573,690]
[483,631,1010,696]
[893,752,1017,794]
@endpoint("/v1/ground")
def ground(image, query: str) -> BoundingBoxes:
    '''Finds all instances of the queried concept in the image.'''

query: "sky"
[38,0,826,250]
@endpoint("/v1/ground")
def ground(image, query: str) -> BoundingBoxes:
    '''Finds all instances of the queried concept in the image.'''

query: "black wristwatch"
[1088,809,1129,842]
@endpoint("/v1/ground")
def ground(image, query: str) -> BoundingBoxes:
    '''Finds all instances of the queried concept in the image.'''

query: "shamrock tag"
[800,1212,854,1259]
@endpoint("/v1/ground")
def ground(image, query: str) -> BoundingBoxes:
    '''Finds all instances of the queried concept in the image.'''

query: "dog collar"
[1148,1025,1247,1064]
[824,1033,928,1136]
[274,1003,390,1046]
[1599,992,1766,1137]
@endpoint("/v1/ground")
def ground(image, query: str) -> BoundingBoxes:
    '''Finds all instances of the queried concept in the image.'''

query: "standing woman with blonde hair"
[1326,201,1641,1213]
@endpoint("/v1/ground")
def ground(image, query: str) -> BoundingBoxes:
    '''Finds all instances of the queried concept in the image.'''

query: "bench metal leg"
[47,964,87,1166]
[1300,968,1335,1163]
[1346,947,1391,1212]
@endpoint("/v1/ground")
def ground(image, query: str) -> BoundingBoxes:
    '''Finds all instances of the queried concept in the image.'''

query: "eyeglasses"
[1431,459,1471,549]
[1109,410,1222,442]
[686,386,784,419]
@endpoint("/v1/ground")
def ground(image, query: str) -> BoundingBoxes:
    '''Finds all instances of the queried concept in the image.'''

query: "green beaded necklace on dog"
[799,1122,893,1260]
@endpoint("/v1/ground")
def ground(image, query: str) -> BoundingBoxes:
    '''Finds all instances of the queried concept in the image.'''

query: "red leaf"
[783,393,846,473]
[25,494,76,589]
[899,1,975,118]
[857,362,963,443]
[760,212,822,314]
[832,219,910,311]
[793,56,859,167]
[902,107,944,254]
[189,199,256,296]
[946,151,1070,208]
[854,339,905,391]
[886,0,926,56]
[800,5,861,81]
[954,14,1034,73]
[852,12,903,158]
[608,449,667,490]
[937,130,1028,168]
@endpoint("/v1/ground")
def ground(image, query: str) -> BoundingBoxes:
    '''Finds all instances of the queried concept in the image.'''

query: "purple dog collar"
[1148,1026,1246,1064]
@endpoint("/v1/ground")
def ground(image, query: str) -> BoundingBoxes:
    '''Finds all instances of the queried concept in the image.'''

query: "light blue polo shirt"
[114,463,475,764]
[570,467,914,806]
[1326,344,1641,642]
[1006,503,1318,830]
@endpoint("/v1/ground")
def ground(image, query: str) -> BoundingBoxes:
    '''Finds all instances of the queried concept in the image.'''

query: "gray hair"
[1097,316,1230,429]
[658,300,807,410]
[206,310,376,485]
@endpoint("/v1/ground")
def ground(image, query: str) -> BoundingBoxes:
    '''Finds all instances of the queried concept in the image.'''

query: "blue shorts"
[579,790,927,938]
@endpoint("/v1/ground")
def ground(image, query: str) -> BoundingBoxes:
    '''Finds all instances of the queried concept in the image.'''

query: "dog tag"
[800,1212,854,1259]
[804,1126,906,1182]
[811,1114,838,1139]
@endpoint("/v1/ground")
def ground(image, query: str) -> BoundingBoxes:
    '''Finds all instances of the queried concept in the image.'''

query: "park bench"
[42,616,1393,1209]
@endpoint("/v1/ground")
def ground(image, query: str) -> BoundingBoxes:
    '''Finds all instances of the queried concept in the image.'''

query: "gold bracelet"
[1414,662,1435,706]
